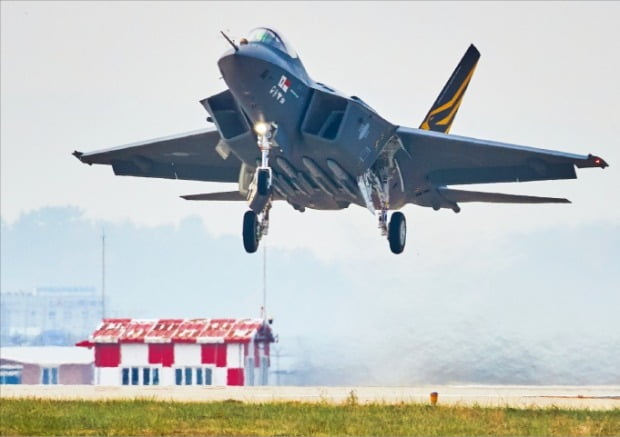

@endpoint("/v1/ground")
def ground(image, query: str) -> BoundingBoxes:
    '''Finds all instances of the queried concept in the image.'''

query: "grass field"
[1,398,619,436]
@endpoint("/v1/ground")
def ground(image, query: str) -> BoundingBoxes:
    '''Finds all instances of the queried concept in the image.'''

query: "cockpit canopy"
[247,27,298,59]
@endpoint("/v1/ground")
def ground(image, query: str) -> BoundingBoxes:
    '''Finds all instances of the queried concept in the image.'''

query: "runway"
[2,385,618,410]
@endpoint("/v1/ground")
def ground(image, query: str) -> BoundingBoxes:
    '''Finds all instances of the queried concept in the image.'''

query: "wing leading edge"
[399,127,607,185]
[397,126,607,208]
[73,128,242,183]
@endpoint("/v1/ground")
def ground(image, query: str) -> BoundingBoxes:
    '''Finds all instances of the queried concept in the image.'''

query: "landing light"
[254,122,269,136]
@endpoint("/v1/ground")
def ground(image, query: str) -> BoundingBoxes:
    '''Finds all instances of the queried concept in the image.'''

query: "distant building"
[0,346,93,384]
[78,318,276,386]
[0,287,102,346]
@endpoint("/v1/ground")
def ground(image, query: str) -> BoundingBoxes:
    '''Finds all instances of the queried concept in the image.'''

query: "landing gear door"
[238,162,255,197]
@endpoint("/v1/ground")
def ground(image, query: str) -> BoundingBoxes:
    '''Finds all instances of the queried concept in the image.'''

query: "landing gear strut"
[242,122,275,254]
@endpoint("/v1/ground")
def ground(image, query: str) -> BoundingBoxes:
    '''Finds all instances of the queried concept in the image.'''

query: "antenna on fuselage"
[220,30,238,52]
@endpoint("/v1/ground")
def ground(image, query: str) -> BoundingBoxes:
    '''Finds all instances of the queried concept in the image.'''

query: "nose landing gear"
[242,122,275,254]
[243,210,259,253]
[242,204,271,253]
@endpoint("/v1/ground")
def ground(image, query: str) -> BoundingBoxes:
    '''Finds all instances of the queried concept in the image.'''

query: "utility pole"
[101,228,106,320]
[262,244,267,321]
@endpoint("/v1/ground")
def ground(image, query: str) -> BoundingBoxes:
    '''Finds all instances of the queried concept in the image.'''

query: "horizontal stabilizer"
[181,191,246,201]
[439,188,570,204]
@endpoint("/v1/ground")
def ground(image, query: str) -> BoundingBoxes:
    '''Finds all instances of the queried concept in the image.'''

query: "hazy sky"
[2,2,618,253]
[1,2,619,384]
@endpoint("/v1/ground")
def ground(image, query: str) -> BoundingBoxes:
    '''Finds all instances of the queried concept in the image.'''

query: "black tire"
[242,210,259,253]
[257,169,270,196]
[388,212,406,254]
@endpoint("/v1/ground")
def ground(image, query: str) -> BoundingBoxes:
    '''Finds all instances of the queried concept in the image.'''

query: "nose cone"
[218,53,251,87]
[217,50,238,78]
[218,50,267,90]
[216,45,309,125]
[217,50,273,122]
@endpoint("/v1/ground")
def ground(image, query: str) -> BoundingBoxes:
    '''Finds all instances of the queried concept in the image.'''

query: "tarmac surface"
[2,385,619,410]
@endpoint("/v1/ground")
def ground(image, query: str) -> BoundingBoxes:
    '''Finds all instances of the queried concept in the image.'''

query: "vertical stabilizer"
[419,44,480,133]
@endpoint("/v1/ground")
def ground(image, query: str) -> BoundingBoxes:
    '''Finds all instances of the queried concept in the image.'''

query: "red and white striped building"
[77,318,275,386]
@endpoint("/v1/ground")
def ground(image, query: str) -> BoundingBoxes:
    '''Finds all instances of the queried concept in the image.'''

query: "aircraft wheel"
[388,212,406,254]
[257,169,270,196]
[242,210,260,253]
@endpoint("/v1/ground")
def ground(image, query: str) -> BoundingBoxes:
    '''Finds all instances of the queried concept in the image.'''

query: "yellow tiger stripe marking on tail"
[436,94,465,127]
[429,63,478,116]
[420,62,478,131]
[441,101,463,134]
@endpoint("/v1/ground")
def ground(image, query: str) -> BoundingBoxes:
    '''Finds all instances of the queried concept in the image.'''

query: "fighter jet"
[73,27,608,254]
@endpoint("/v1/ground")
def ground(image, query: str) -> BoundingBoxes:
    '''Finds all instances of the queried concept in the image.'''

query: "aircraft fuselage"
[213,40,404,211]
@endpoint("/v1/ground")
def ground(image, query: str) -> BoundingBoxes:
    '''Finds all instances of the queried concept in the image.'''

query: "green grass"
[1,398,618,436]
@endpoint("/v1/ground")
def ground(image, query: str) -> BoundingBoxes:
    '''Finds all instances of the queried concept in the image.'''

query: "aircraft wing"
[73,128,242,183]
[397,126,607,187]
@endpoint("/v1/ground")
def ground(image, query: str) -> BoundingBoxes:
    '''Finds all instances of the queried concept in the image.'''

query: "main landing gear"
[388,211,406,254]
[242,123,274,254]
[378,205,407,255]
[359,169,407,254]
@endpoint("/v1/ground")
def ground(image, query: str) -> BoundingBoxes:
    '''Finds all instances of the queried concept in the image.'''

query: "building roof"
[0,346,93,365]
[82,318,273,345]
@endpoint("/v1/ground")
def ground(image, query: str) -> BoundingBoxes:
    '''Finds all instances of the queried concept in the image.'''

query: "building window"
[42,367,59,385]
[122,367,159,386]
[175,367,212,386]
[195,368,212,385]
[142,368,159,386]
[152,368,159,385]
[0,366,22,384]
[201,368,212,385]
[131,367,139,385]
